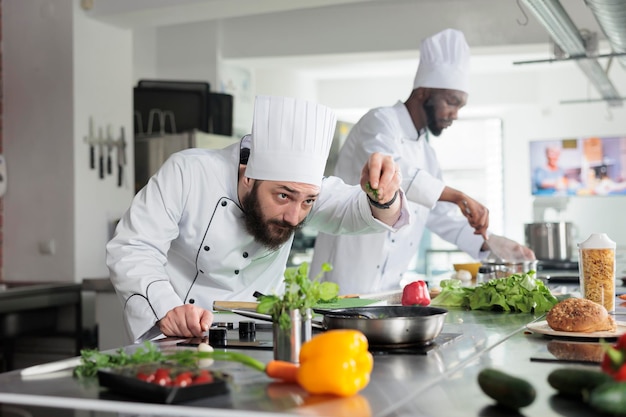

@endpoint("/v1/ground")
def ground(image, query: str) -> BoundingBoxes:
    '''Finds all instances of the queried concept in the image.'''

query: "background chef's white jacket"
[311,101,486,295]
[106,141,410,342]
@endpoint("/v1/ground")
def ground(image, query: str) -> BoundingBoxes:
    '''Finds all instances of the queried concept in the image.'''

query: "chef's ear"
[415,87,431,101]
[241,175,255,191]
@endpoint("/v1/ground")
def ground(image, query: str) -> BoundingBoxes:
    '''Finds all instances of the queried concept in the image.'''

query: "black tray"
[97,367,229,404]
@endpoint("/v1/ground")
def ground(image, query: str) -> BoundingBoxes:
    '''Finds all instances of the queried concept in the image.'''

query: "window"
[417,118,504,274]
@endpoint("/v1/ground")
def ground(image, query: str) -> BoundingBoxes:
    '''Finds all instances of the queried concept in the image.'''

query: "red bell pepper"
[401,280,431,306]
[601,333,626,381]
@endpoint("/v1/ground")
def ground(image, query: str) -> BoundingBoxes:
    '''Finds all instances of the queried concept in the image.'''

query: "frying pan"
[217,305,448,346]
[315,305,448,346]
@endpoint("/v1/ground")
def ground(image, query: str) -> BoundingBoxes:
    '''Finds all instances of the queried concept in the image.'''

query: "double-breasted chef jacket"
[106,140,410,342]
[311,101,487,295]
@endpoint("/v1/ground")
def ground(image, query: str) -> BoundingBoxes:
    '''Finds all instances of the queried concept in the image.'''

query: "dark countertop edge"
[81,277,115,292]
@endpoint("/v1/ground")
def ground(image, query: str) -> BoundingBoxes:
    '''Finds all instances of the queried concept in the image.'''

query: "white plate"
[526,320,626,339]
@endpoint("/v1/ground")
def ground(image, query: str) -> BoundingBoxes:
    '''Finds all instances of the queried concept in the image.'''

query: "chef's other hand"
[360,152,401,204]
[158,304,213,338]
[485,234,536,262]
[440,187,489,239]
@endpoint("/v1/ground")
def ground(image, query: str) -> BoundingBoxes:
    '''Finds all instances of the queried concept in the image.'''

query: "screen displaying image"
[529,136,626,196]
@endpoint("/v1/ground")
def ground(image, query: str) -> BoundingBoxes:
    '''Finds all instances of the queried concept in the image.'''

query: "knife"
[87,117,95,170]
[106,126,113,175]
[20,356,82,377]
[98,127,104,179]
[117,127,126,187]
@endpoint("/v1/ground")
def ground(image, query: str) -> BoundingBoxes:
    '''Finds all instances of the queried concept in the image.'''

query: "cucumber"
[588,382,626,415]
[548,368,614,398]
[477,368,536,409]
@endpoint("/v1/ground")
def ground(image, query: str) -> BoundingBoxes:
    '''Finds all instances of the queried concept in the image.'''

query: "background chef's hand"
[360,152,401,204]
[158,304,213,338]
[440,187,489,239]
[485,234,536,262]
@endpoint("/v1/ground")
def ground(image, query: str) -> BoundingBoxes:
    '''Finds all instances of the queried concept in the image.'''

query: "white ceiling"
[83,0,611,79]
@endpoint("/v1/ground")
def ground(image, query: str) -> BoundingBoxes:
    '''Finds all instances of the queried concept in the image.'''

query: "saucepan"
[314,305,448,346]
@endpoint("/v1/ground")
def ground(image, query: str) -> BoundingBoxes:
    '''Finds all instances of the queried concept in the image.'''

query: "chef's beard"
[424,99,443,137]
[241,181,303,251]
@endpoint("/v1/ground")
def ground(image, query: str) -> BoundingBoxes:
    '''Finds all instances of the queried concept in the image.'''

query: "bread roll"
[546,298,616,333]
[547,341,604,363]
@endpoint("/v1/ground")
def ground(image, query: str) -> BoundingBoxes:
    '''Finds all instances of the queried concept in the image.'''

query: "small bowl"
[453,262,482,278]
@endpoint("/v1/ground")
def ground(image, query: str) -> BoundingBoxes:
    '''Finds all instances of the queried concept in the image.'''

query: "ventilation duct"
[585,0,626,70]
[521,0,623,106]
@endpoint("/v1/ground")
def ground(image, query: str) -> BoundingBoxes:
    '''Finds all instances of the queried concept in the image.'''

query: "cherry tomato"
[153,368,172,386]
[173,371,193,387]
[136,371,155,383]
[193,369,214,384]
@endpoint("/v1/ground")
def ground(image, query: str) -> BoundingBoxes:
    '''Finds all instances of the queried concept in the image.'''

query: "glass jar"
[578,233,616,312]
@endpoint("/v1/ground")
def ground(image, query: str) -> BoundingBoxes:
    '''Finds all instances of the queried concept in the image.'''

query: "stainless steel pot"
[315,306,448,346]
[482,259,539,278]
[524,222,574,261]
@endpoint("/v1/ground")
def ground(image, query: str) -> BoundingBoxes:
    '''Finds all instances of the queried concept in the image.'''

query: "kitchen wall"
[0,0,3,279]
[3,0,134,282]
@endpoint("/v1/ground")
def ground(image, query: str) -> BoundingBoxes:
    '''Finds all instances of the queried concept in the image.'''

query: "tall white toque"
[413,28,471,94]
[245,95,337,187]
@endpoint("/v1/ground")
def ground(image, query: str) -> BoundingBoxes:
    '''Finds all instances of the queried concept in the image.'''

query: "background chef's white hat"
[245,95,337,187]
[413,28,470,93]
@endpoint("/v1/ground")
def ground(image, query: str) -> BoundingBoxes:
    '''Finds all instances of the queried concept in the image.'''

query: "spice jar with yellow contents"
[578,233,616,312]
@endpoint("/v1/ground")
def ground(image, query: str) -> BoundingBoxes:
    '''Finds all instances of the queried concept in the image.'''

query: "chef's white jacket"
[106,141,409,342]
[311,101,486,295]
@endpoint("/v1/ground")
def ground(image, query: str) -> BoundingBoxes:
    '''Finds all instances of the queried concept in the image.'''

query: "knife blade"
[98,127,104,179]
[20,357,82,377]
[117,127,126,187]
[88,117,95,170]
[106,126,113,175]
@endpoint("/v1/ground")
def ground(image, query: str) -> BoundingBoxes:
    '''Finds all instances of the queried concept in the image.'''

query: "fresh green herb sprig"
[256,262,337,330]
[73,341,266,379]
[365,181,379,200]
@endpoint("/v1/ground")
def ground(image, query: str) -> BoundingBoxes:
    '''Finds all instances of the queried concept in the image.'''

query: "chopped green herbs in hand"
[430,271,558,314]
[256,262,337,330]
[365,182,379,200]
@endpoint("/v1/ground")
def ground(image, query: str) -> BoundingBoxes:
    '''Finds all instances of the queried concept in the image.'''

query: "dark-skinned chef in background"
[107,95,411,343]
[311,29,534,295]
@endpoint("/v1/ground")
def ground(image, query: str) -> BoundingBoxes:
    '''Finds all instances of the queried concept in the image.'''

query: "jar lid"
[578,233,616,249]
[478,265,495,273]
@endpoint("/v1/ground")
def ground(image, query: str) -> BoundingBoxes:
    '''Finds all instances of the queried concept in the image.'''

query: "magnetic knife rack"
[83,117,127,187]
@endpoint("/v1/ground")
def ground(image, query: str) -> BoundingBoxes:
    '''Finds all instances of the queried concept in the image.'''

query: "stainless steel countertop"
[0,289,620,417]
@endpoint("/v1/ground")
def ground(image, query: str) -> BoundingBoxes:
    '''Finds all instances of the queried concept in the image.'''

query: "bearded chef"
[107,95,409,343]
[311,29,534,295]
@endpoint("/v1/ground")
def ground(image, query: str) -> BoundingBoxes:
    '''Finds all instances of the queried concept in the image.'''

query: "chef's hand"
[158,304,213,338]
[360,152,402,224]
[484,234,536,262]
[440,186,489,239]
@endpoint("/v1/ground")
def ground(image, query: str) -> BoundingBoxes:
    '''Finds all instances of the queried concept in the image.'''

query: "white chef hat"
[245,95,337,187]
[413,28,470,93]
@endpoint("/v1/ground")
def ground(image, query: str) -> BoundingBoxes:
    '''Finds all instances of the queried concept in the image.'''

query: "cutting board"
[213,297,385,312]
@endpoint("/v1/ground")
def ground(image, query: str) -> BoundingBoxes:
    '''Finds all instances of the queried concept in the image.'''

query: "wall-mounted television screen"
[529,136,626,196]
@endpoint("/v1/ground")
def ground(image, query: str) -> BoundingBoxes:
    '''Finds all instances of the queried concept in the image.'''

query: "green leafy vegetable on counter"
[73,341,265,379]
[256,261,337,330]
[430,271,558,314]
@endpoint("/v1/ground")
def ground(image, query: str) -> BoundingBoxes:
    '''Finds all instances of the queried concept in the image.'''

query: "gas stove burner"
[370,333,461,355]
